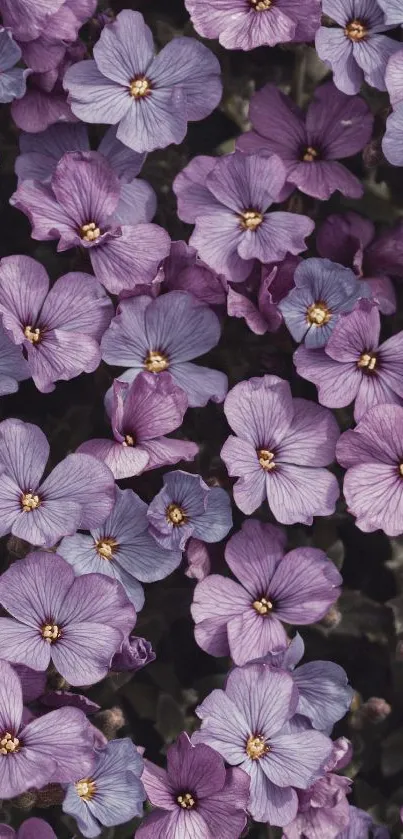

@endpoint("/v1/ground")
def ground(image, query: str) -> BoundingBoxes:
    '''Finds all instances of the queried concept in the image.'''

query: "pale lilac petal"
[190,208,252,283]
[21,706,94,783]
[51,623,127,686]
[192,576,250,657]
[116,88,187,154]
[0,660,23,733]
[223,376,293,446]
[113,179,157,225]
[294,346,359,411]
[93,10,155,85]
[277,398,339,467]
[10,180,76,245]
[0,619,51,671]
[248,762,298,826]
[173,156,219,224]
[194,690,249,764]
[267,465,340,525]
[227,609,288,665]
[225,664,297,735]
[0,255,49,343]
[40,453,115,530]
[150,37,222,120]
[90,224,170,294]
[270,548,341,624]
[220,436,266,514]
[170,363,228,408]
[0,418,48,488]
[315,28,363,95]
[263,729,331,787]
[294,661,354,730]
[41,272,113,338]
[225,519,286,594]
[52,150,120,225]
[64,60,131,125]
[78,438,150,479]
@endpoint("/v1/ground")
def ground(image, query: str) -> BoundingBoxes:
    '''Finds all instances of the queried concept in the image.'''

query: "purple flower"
[0,659,95,798]
[279,257,371,348]
[111,633,156,672]
[79,373,198,480]
[237,82,372,200]
[0,28,29,103]
[137,732,250,839]
[283,738,353,839]
[0,0,65,42]
[193,662,332,826]
[221,375,340,524]
[316,212,398,315]
[336,404,403,536]
[0,418,115,546]
[10,151,170,294]
[63,10,222,153]
[316,0,400,95]
[385,48,403,108]
[63,738,145,837]
[15,1,97,75]
[58,486,182,610]
[295,299,403,421]
[0,551,136,685]
[184,0,321,51]
[378,0,403,24]
[337,806,390,838]
[227,256,298,335]
[0,320,29,395]
[192,518,341,665]
[101,291,228,409]
[0,255,113,393]
[174,152,314,282]
[162,241,227,307]
[147,470,233,551]
[383,107,403,166]
[0,818,57,839]
[14,664,47,703]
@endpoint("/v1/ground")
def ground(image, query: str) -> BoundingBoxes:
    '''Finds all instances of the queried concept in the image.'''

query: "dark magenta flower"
[192,519,342,664]
[162,241,227,308]
[79,373,198,479]
[137,732,250,839]
[0,255,113,393]
[0,418,115,546]
[147,470,233,551]
[316,212,398,315]
[101,291,228,409]
[10,151,170,294]
[221,375,339,524]
[184,0,321,50]
[0,551,136,685]
[316,0,400,94]
[193,663,332,826]
[59,486,182,610]
[227,256,299,335]
[64,10,222,153]
[295,299,403,421]
[0,28,29,103]
[63,738,145,837]
[174,152,314,282]
[336,404,403,536]
[111,634,155,672]
[237,82,372,200]
[0,660,95,798]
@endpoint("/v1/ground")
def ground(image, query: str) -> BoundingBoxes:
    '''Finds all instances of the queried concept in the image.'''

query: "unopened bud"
[95,706,125,739]
[11,790,37,809]
[350,696,391,729]
[320,605,342,630]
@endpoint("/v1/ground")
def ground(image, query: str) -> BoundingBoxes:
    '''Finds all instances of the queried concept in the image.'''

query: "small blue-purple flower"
[279,257,371,348]
[59,486,182,610]
[0,28,29,103]
[147,470,233,551]
[63,738,146,838]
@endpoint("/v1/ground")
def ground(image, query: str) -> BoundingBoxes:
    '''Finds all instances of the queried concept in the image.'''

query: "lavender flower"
[221,375,340,524]
[237,82,372,200]
[0,255,113,392]
[315,0,400,95]
[227,257,298,335]
[59,486,182,610]
[14,0,96,75]
[316,212,398,315]
[279,257,370,348]
[0,0,65,41]
[193,662,332,826]
[0,418,115,546]
[101,291,228,409]
[137,732,250,839]
[63,10,222,153]
[283,738,353,839]
[173,152,314,282]
[147,470,233,551]
[192,519,341,665]
[378,0,403,24]
[79,373,198,479]
[336,404,403,536]
[0,321,29,395]
[0,28,29,103]
[295,299,403,421]
[63,738,145,837]
[10,151,170,294]
[0,551,136,685]
[184,0,321,51]
[111,633,156,672]
[162,241,227,307]
[0,660,95,798]
[0,818,56,839]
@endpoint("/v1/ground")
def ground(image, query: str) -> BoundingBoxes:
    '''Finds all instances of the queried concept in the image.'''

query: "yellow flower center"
[246,734,270,760]
[130,76,151,98]
[177,792,196,809]
[345,19,368,40]
[76,779,97,801]
[302,146,319,162]
[24,325,41,344]
[250,0,272,10]
[166,503,187,526]
[80,222,101,242]
[257,449,276,471]
[122,434,135,447]
[357,352,377,372]
[95,537,119,560]
[253,597,273,615]
[21,492,40,512]
[144,350,169,373]
[399,464,403,478]
[306,302,331,326]
[41,624,61,643]
[240,209,264,231]
[0,732,20,755]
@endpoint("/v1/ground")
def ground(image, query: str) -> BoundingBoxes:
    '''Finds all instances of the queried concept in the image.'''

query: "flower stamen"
[130,76,151,98]
[21,492,40,512]
[24,325,41,344]
[250,0,272,10]
[95,536,119,559]
[41,623,61,643]
[0,732,20,755]
[306,301,331,326]
[144,350,169,373]
[166,503,187,526]
[239,209,264,231]
[302,146,319,162]
[257,449,276,471]
[81,222,101,242]
[357,352,377,372]
[253,597,273,615]
[345,19,368,40]
[76,778,97,800]
[177,792,196,809]
[246,734,270,760]
[123,434,135,447]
